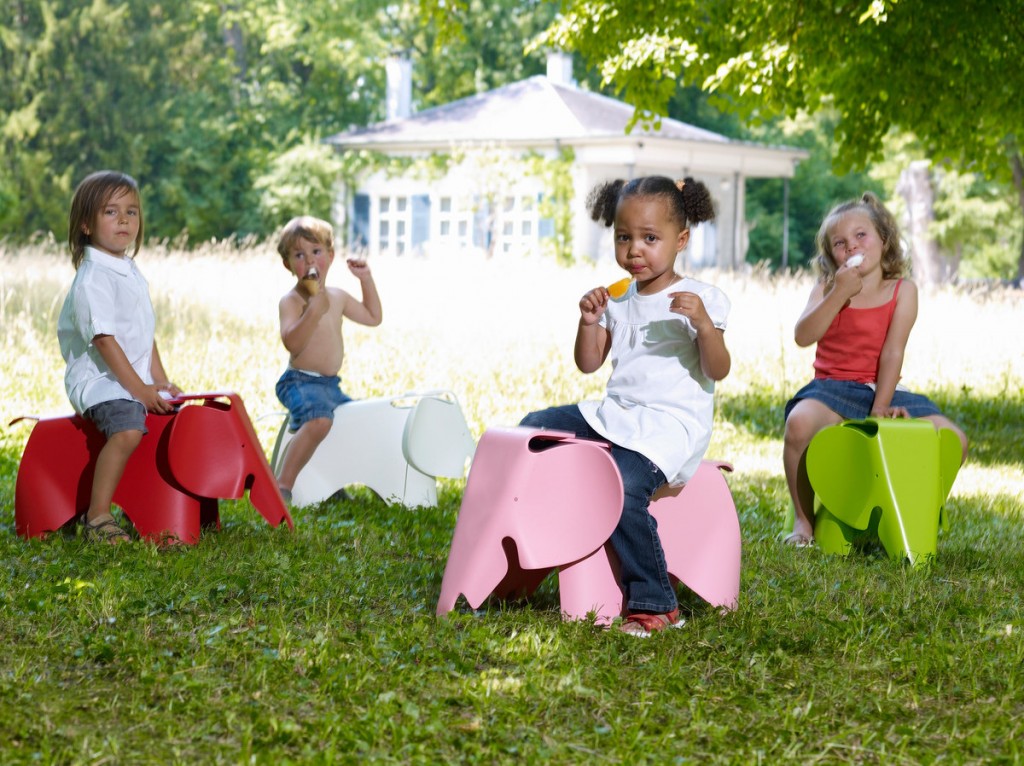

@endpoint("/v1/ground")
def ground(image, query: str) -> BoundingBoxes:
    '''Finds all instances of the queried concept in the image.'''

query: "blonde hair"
[276,216,334,263]
[814,192,907,285]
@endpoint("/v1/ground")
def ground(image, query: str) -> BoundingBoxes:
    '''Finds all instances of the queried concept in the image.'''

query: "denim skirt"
[784,378,941,421]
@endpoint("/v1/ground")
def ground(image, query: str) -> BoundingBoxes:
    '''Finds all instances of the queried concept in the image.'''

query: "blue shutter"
[411,194,430,254]
[353,194,370,249]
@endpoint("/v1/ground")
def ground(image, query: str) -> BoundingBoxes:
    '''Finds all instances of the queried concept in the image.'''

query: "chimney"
[545,50,575,86]
[385,55,412,121]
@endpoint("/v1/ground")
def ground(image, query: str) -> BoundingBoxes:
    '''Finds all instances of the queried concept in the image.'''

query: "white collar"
[82,245,133,276]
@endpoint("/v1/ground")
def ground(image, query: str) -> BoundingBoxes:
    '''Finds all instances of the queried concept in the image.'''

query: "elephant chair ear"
[402,392,476,479]
[806,421,879,532]
[436,427,622,616]
[167,398,292,530]
[169,403,248,499]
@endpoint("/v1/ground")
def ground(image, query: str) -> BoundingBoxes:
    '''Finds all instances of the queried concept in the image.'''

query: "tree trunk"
[1011,151,1024,286]
[895,161,952,285]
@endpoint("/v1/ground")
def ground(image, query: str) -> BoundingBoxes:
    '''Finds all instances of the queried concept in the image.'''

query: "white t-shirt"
[57,246,156,414]
[578,277,730,486]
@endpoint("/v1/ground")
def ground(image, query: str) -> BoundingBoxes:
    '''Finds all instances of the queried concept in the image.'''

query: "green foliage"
[541,0,1024,180]
[526,147,576,265]
[407,0,558,107]
[254,135,346,225]
[540,0,1024,278]
[744,112,883,270]
[0,0,560,246]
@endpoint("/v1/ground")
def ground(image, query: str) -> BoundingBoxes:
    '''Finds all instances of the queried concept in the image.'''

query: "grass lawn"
[1,242,1022,764]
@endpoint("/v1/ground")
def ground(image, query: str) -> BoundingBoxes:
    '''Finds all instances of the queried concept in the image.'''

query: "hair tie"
[675,180,686,192]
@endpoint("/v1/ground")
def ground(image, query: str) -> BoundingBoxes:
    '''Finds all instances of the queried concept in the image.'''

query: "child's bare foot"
[82,514,131,544]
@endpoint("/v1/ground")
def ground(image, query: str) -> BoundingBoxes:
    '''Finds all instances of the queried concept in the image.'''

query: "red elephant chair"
[12,392,293,544]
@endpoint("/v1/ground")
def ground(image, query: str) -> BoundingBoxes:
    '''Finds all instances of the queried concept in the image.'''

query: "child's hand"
[579,287,609,325]
[138,384,176,414]
[347,258,372,279]
[669,291,713,332]
[306,284,331,316]
[871,405,910,419]
[156,380,182,399]
[834,262,863,298]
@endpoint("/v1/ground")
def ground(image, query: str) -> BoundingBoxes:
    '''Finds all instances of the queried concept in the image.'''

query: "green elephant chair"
[806,417,962,567]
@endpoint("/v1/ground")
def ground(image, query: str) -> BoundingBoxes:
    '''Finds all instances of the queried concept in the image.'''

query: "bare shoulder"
[279,288,303,310]
[895,277,918,300]
[807,280,827,301]
[326,286,349,306]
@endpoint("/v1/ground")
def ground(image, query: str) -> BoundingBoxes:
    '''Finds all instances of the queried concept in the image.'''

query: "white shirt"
[57,246,156,414]
[578,277,730,486]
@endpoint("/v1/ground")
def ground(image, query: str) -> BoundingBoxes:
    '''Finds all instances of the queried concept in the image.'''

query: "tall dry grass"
[2,239,1021,499]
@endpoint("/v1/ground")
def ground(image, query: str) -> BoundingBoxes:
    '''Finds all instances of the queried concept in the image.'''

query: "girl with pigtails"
[520,175,731,636]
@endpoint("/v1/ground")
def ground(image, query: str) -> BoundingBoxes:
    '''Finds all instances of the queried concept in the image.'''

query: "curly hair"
[585,175,716,230]
[68,171,143,269]
[814,192,907,285]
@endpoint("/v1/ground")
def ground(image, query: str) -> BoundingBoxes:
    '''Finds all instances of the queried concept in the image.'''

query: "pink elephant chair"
[436,426,741,625]
[12,392,293,544]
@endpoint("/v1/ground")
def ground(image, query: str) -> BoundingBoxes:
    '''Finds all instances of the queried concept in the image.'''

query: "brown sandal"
[782,531,815,548]
[82,517,131,544]
[619,608,684,637]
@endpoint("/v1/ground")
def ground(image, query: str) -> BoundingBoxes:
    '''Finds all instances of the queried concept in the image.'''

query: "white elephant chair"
[436,426,741,624]
[271,390,475,508]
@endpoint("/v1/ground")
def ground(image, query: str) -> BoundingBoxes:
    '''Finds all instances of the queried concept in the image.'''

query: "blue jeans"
[519,404,675,613]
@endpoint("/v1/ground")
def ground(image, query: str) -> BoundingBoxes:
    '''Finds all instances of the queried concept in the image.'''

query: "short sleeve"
[70,270,119,342]
[680,283,730,341]
[701,284,730,330]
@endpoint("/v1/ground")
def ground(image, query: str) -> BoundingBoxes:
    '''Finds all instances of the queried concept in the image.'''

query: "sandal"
[82,516,131,544]
[782,531,815,548]
[619,608,684,637]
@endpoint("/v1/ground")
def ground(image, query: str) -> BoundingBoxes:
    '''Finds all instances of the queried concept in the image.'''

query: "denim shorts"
[83,399,148,437]
[276,368,352,432]
[785,378,942,421]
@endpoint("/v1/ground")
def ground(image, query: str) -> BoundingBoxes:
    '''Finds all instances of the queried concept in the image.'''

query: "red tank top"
[813,280,902,383]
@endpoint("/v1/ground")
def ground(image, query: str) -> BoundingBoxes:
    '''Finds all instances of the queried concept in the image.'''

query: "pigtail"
[677,176,715,227]
[586,174,716,232]
[586,179,626,227]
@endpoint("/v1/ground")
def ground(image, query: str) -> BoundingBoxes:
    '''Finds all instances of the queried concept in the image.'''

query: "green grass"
[1,243,1023,764]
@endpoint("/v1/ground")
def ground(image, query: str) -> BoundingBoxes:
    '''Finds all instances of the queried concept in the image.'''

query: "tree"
[396,0,559,108]
[538,0,1024,281]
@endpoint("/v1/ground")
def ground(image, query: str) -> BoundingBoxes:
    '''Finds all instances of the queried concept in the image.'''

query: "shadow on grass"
[718,386,1024,468]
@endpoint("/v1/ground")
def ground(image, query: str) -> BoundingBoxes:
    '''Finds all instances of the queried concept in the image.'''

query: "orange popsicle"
[607,278,633,300]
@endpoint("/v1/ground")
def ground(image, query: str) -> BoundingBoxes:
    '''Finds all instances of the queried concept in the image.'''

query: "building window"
[436,195,474,251]
[495,194,540,256]
[377,195,412,256]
